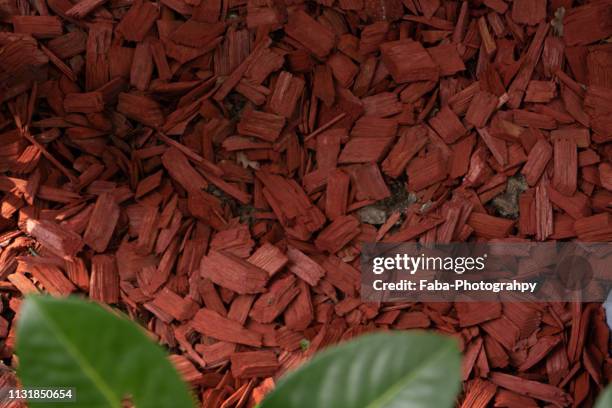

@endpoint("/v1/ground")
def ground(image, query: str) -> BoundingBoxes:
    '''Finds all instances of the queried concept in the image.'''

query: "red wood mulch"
[1,0,611,406]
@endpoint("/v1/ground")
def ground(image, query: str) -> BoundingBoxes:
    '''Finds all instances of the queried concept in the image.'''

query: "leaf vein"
[32,300,122,408]
[364,342,456,408]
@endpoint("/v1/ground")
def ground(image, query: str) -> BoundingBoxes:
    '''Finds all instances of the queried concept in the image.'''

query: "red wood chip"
[380,39,439,83]
[192,308,262,347]
[89,254,119,304]
[1,0,611,405]
[201,250,268,295]
[231,351,278,379]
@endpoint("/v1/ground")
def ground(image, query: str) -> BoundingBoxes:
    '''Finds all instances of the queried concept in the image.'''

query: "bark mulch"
[0,0,611,406]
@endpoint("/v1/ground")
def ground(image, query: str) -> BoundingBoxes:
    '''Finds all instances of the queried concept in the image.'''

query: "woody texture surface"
[0,0,612,406]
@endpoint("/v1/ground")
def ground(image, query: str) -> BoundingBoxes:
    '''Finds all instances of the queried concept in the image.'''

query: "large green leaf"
[261,331,461,408]
[595,386,612,408]
[16,295,195,408]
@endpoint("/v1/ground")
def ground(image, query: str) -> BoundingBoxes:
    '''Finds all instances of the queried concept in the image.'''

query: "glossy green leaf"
[595,386,612,408]
[261,331,461,408]
[16,295,195,408]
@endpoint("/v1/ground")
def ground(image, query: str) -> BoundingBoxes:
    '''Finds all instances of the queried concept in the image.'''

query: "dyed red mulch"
[1,0,612,406]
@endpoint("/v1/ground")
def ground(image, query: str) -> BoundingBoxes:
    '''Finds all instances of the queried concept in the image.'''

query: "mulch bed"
[1,0,612,406]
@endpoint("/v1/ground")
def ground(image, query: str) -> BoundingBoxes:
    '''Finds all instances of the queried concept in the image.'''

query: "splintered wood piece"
[64,257,89,291]
[12,16,62,38]
[144,287,198,322]
[313,64,335,106]
[506,22,549,109]
[387,217,444,243]
[116,0,159,42]
[600,162,612,192]
[429,106,467,144]
[518,336,561,372]
[351,117,397,139]
[285,11,335,58]
[214,38,272,101]
[192,308,262,347]
[465,91,498,128]
[513,110,556,130]
[489,372,571,406]
[249,275,299,323]
[338,136,393,164]
[117,93,164,127]
[325,169,350,220]
[286,247,325,286]
[450,134,476,179]
[481,317,520,351]
[149,40,172,81]
[395,311,430,329]
[380,39,439,83]
[521,139,552,186]
[21,258,76,296]
[479,130,509,169]
[2,1,612,405]
[478,17,496,56]
[130,43,153,91]
[135,170,162,199]
[321,255,360,297]
[257,172,326,240]
[161,147,208,195]
[201,250,268,294]
[552,135,577,196]
[284,280,313,331]
[350,164,391,201]
[467,213,514,239]
[316,129,343,171]
[462,338,483,381]
[460,379,497,408]
[89,254,119,304]
[456,303,502,327]
[8,272,40,295]
[195,341,235,368]
[231,351,278,379]
[382,126,428,178]
[314,215,360,254]
[511,0,545,26]
[574,213,612,241]
[64,92,104,113]
[359,21,389,55]
[563,2,612,46]
[406,150,448,191]
[269,71,305,119]
[85,22,112,91]
[247,243,288,277]
[169,355,203,385]
[362,92,402,118]
[525,81,556,103]
[22,217,83,259]
[83,193,119,253]
[46,31,87,59]
[66,0,107,19]
[328,53,358,89]
[237,110,285,142]
[427,43,465,76]
[547,186,591,220]
[495,390,539,407]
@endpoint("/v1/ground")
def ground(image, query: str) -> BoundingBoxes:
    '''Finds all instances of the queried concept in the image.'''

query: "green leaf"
[595,386,612,408]
[16,295,195,408]
[261,331,461,408]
